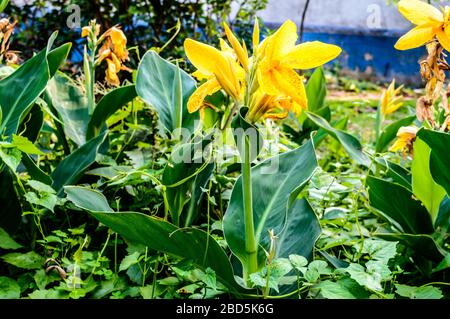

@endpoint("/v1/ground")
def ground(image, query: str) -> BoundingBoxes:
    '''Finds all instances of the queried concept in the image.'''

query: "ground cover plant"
[0,0,449,300]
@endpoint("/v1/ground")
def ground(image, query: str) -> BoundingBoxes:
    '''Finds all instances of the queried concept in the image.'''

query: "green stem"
[375,101,383,144]
[242,135,258,284]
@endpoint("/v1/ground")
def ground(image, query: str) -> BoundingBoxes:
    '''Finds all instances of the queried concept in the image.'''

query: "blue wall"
[302,31,424,85]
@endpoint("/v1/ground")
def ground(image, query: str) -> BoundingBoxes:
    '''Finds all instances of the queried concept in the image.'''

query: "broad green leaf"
[0,169,21,232]
[0,227,22,250]
[0,277,20,299]
[375,233,445,260]
[375,157,412,190]
[357,239,398,262]
[136,50,198,133]
[21,154,53,185]
[44,73,88,146]
[343,263,383,292]
[86,85,137,140]
[223,139,318,274]
[2,251,44,270]
[412,138,446,222]
[395,284,443,299]
[64,186,112,212]
[28,289,67,299]
[275,199,321,261]
[12,134,44,155]
[25,180,58,212]
[0,35,70,139]
[0,147,21,171]
[305,112,371,167]
[51,132,107,195]
[119,252,141,272]
[367,176,434,234]
[65,186,243,294]
[376,115,416,153]
[417,129,450,195]
[305,67,327,112]
[317,280,357,299]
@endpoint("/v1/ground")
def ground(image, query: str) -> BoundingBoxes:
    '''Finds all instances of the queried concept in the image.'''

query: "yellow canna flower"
[257,20,342,111]
[247,89,303,123]
[381,79,404,115]
[389,126,418,156]
[395,0,450,51]
[184,38,245,112]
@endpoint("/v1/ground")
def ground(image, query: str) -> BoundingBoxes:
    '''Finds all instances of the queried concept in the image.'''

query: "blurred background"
[3,0,437,85]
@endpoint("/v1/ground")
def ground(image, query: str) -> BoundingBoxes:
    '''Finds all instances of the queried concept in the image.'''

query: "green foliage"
[136,51,198,133]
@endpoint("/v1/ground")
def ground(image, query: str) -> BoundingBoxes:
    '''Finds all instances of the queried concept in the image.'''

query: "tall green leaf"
[86,85,137,140]
[417,129,450,195]
[51,132,107,195]
[412,138,446,223]
[223,139,318,274]
[367,176,434,234]
[0,35,71,139]
[306,112,371,167]
[136,51,198,133]
[65,186,243,293]
[306,67,327,112]
[45,73,88,146]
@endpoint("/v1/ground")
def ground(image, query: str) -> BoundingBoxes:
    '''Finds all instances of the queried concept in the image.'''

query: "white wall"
[253,0,450,35]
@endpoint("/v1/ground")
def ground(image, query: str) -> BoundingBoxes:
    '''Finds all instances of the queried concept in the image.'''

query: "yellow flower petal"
[187,78,221,113]
[192,70,209,81]
[253,18,260,54]
[223,22,249,70]
[389,126,418,152]
[106,58,120,86]
[263,20,298,61]
[395,25,436,50]
[397,0,443,25]
[97,48,111,64]
[81,26,90,38]
[282,41,342,70]
[436,29,450,51]
[271,67,308,109]
[264,111,289,120]
[184,38,227,77]
[110,27,128,61]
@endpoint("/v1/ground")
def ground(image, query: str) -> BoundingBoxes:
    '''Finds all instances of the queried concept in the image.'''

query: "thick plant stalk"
[375,101,383,142]
[242,135,258,283]
[84,46,96,115]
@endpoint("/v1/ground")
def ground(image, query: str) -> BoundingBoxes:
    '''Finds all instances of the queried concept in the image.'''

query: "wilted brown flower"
[0,18,19,65]
[416,96,435,126]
